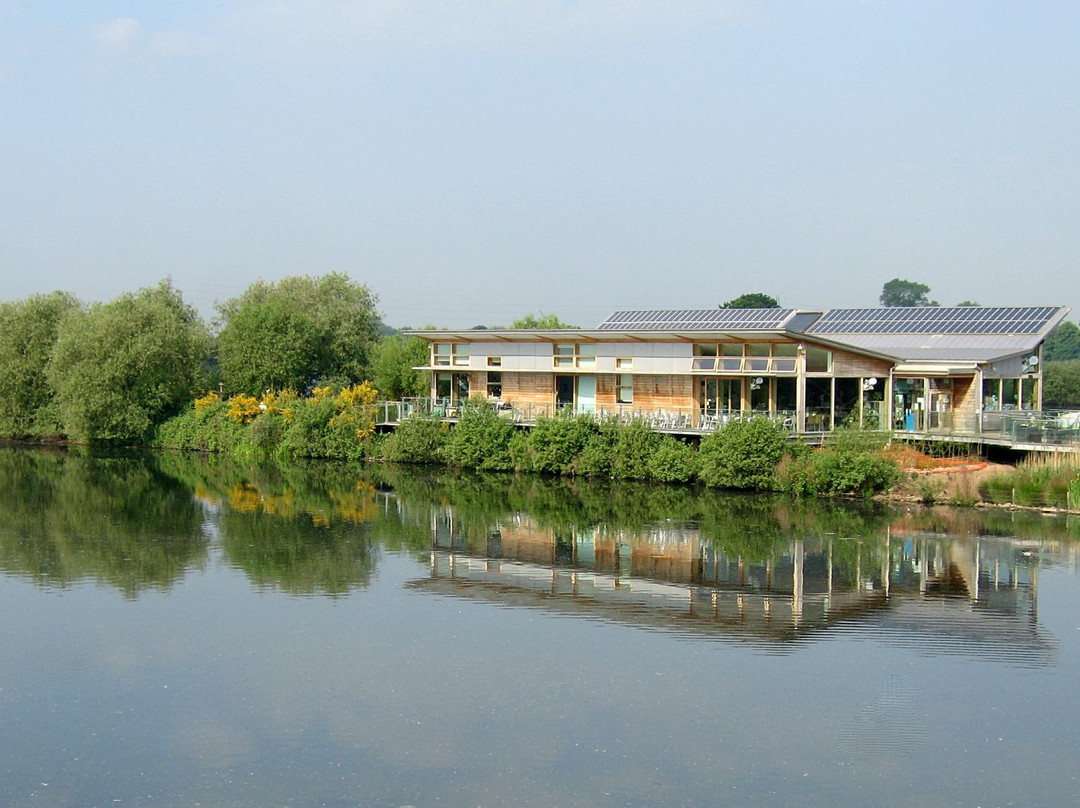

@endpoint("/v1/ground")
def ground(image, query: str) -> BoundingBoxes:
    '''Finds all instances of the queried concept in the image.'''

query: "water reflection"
[0,448,207,596]
[0,446,1074,666]
[408,497,1058,664]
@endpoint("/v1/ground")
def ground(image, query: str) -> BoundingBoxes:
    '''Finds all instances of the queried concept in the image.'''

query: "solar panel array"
[598,309,795,331]
[805,306,1060,335]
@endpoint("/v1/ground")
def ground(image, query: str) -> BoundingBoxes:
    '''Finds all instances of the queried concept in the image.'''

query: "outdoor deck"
[373,399,1080,453]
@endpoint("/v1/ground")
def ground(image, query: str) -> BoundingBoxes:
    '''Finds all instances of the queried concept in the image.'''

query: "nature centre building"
[408,306,1069,437]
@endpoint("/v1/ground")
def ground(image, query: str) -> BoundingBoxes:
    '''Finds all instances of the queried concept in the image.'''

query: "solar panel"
[804,307,1060,335]
[598,309,795,331]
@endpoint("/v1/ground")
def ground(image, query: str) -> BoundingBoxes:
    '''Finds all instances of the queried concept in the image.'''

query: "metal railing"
[375,398,1080,448]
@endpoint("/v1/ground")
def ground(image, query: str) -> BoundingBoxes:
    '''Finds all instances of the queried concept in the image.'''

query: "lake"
[1,448,1079,807]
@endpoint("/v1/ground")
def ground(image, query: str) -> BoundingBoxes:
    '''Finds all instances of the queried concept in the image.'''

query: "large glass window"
[776,378,797,412]
[700,378,742,414]
[617,374,634,404]
[834,378,860,426]
[486,372,502,399]
[805,377,832,431]
[750,376,769,411]
[436,372,469,402]
[1022,378,1038,410]
[1001,378,1020,410]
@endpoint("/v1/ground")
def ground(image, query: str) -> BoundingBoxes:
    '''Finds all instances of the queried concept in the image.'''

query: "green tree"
[46,281,210,443]
[1043,361,1080,408]
[218,298,319,394]
[956,300,981,307]
[0,291,80,436]
[1044,321,1080,362]
[216,273,380,394]
[879,278,939,307]
[370,334,430,399]
[721,292,780,309]
[509,312,578,329]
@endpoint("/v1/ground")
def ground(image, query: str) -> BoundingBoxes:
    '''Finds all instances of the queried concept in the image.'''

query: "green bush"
[775,446,900,497]
[571,430,616,477]
[379,415,446,464]
[812,451,900,496]
[610,419,663,480]
[512,413,599,475]
[647,436,700,483]
[155,400,249,454]
[698,417,788,490]
[441,400,516,471]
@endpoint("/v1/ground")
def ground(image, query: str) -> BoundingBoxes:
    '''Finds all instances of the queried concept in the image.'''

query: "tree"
[956,300,981,307]
[879,279,939,307]
[217,299,319,394]
[721,292,779,309]
[370,334,430,399]
[1043,361,1080,408]
[216,273,380,394]
[46,281,210,443]
[1044,321,1080,362]
[0,291,80,436]
[509,312,578,329]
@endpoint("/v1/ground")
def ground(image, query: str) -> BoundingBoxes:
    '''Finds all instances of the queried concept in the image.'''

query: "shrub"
[698,417,788,490]
[513,413,599,475]
[441,400,516,471]
[647,436,700,483]
[380,415,446,464]
[571,430,616,477]
[610,419,662,480]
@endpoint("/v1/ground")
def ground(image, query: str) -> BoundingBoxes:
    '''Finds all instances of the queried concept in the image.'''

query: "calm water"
[1,449,1079,807]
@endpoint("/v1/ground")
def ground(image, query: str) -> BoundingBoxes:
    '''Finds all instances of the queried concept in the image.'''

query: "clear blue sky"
[3,1,1078,328]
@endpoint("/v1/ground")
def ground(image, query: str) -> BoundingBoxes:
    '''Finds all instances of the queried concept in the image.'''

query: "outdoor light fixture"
[1021,355,1040,374]
[863,377,878,392]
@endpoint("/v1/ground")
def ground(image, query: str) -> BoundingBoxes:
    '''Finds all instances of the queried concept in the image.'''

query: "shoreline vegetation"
[1,276,1078,511]
[148,388,1080,510]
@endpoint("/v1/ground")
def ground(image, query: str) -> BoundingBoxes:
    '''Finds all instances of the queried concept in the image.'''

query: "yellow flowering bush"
[194,390,221,412]
[227,394,261,424]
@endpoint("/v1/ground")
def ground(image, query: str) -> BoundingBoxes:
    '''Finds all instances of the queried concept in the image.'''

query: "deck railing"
[374,399,1080,448]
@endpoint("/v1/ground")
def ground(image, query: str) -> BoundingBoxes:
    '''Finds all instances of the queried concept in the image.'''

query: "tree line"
[1,273,1078,445]
[0,274,428,444]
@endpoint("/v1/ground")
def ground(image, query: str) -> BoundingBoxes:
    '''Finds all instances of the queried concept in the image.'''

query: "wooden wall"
[831,349,893,378]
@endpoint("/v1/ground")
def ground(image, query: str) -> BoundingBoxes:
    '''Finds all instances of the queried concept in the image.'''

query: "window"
[434,343,469,367]
[553,343,596,369]
[436,372,469,402]
[805,347,832,373]
[487,356,502,367]
[773,344,797,372]
[747,344,770,372]
[720,343,743,372]
[487,372,502,399]
[617,374,634,404]
[616,357,634,369]
[692,344,717,371]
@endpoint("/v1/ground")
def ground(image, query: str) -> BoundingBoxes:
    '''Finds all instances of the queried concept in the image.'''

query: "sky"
[2,1,1078,329]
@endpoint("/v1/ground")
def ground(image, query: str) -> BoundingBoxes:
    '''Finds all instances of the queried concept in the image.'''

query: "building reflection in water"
[407,507,1058,664]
